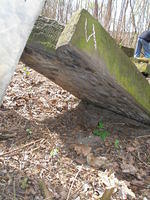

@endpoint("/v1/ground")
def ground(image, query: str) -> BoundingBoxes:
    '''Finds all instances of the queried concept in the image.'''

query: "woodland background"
[42,0,150,47]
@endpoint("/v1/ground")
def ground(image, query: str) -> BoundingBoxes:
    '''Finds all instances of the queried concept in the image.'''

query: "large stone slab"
[56,10,150,124]
[22,10,150,124]
[0,0,44,105]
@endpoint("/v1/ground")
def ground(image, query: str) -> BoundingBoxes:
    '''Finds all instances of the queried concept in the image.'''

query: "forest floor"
[0,63,150,200]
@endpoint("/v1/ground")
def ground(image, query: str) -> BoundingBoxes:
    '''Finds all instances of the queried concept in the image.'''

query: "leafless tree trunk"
[41,0,150,47]
[94,0,98,19]
[104,0,113,31]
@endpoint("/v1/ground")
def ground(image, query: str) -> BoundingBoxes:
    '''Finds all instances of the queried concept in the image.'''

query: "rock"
[131,57,150,75]
[21,9,150,124]
[87,153,107,168]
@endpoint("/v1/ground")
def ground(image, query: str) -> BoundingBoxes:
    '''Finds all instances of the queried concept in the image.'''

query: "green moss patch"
[57,9,150,115]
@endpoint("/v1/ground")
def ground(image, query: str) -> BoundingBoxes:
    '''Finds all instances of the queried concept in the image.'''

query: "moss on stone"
[28,16,64,53]
[131,57,150,75]
[121,46,134,57]
[134,62,150,74]
[56,10,81,48]
[57,9,150,115]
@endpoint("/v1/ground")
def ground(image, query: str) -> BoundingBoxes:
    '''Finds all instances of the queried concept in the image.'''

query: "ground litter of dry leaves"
[0,63,150,200]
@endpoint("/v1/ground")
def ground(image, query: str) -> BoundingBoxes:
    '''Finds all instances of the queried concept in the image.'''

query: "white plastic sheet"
[0,0,45,104]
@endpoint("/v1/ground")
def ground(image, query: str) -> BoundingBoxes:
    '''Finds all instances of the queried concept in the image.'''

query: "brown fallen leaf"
[121,162,137,175]
[98,171,136,199]
[75,157,87,165]
[126,146,136,152]
[50,99,57,105]
[144,176,150,185]
[71,144,92,157]
[87,153,107,168]
[131,179,145,187]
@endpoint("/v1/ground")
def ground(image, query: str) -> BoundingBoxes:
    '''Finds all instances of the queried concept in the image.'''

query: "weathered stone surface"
[0,0,44,105]
[21,16,64,83]
[131,58,150,75]
[121,46,134,57]
[135,63,150,75]
[28,16,64,54]
[22,10,150,124]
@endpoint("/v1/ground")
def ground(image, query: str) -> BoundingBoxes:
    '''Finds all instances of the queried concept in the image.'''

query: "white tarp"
[0,0,45,104]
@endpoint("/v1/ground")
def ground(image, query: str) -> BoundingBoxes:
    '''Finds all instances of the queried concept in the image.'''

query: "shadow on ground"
[0,102,150,199]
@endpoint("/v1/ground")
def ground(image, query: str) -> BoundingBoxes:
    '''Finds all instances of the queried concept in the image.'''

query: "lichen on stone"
[28,16,64,53]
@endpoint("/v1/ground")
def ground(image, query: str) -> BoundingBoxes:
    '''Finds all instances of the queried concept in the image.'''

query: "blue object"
[134,38,150,58]
[139,31,150,42]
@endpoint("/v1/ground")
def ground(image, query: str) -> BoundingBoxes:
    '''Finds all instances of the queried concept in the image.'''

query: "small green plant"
[119,41,123,48]
[20,177,29,190]
[147,156,150,164]
[114,139,120,149]
[93,119,110,141]
[26,128,32,136]
[98,120,104,129]
[23,67,30,76]
[50,148,59,158]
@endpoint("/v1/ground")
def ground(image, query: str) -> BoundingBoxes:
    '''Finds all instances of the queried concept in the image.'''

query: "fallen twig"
[70,184,83,199]
[13,178,16,200]
[0,138,43,157]
[137,134,150,139]
[137,152,150,167]
[66,165,83,200]
[0,128,19,140]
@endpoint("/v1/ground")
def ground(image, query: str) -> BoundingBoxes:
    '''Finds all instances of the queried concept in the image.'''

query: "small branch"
[137,134,150,139]
[137,152,150,167]
[13,178,16,200]
[0,132,17,140]
[70,185,83,199]
[66,165,83,200]
[0,138,43,157]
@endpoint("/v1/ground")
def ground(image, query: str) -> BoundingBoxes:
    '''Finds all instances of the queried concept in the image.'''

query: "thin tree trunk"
[104,0,113,30]
[94,0,98,19]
